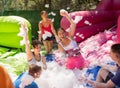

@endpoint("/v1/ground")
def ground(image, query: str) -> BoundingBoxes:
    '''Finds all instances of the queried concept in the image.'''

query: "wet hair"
[32,40,41,48]
[29,64,41,77]
[111,43,120,59]
[57,27,65,34]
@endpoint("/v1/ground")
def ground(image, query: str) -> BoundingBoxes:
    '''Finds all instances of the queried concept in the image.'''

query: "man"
[80,43,120,88]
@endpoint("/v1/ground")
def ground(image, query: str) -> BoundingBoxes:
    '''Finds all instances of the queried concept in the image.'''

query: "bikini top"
[59,37,80,57]
[59,37,78,51]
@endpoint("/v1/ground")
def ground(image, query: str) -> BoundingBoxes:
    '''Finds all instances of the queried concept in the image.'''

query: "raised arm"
[60,10,76,38]
[22,22,33,61]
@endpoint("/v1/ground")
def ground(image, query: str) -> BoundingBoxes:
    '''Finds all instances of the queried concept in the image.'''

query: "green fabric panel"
[0,47,9,53]
[0,16,32,49]
[0,33,22,48]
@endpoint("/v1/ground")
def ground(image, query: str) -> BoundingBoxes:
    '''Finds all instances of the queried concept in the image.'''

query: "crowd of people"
[0,9,120,88]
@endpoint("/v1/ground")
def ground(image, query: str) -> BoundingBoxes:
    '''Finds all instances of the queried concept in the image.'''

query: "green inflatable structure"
[0,16,32,49]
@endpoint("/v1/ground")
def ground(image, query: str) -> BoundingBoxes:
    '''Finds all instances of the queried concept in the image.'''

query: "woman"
[56,10,85,69]
[14,64,41,88]
[38,11,56,55]
[22,22,47,70]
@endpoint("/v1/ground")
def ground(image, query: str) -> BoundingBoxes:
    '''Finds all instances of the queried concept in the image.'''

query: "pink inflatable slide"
[60,0,120,43]
[117,16,120,43]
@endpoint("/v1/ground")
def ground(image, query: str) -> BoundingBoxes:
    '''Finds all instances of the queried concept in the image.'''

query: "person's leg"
[43,40,49,54]
[48,40,53,54]
[96,68,110,82]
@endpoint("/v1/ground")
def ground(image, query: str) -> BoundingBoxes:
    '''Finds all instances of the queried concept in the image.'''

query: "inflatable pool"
[0,16,32,49]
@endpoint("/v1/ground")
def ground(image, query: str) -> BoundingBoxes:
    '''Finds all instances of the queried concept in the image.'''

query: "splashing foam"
[11,29,116,88]
[35,62,86,88]
[74,16,83,24]
[84,20,92,26]
[36,29,116,88]
[45,4,49,8]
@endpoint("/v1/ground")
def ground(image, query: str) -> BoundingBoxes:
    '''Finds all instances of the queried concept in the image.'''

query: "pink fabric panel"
[112,0,120,11]
[117,16,120,43]
[74,21,115,42]
[60,11,115,30]
[60,0,120,43]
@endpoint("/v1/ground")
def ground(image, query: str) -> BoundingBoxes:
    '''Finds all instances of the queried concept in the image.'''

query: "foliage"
[1,0,99,11]
[0,0,100,38]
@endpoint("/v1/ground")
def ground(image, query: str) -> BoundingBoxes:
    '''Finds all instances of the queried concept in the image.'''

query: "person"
[38,10,57,55]
[0,65,14,88]
[55,9,85,69]
[14,64,41,88]
[22,22,47,70]
[79,43,120,88]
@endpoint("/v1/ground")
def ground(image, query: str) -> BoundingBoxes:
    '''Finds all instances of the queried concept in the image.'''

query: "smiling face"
[57,28,66,39]
[33,44,41,53]
[32,40,41,53]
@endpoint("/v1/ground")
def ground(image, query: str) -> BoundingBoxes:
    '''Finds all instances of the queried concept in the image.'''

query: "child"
[14,64,41,88]
[21,22,47,70]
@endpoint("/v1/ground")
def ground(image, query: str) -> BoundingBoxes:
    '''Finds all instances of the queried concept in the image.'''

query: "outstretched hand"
[60,9,68,17]
[78,75,87,83]
[21,21,28,35]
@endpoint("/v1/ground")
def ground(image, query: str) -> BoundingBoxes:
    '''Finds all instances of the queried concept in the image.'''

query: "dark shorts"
[104,72,120,88]
[104,72,114,83]
[42,35,54,41]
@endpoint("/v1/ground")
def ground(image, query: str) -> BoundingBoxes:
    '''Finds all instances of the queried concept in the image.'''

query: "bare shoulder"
[39,20,43,23]
[39,21,42,25]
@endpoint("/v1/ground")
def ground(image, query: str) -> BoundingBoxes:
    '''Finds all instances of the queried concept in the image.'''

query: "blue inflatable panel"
[45,54,55,62]
[14,73,38,88]
[86,66,101,81]
[85,66,101,87]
